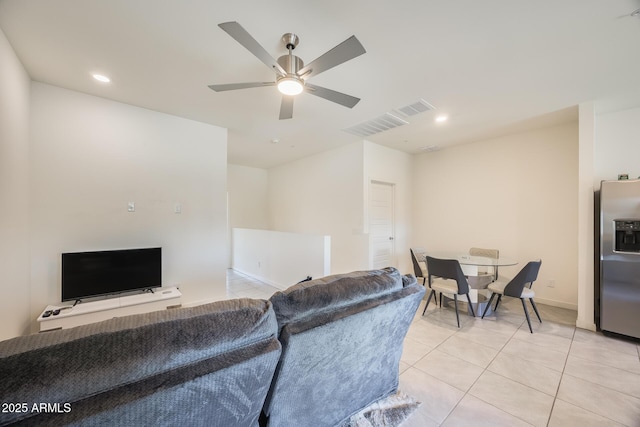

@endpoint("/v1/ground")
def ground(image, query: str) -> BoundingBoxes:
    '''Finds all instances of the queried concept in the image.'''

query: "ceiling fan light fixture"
[277,76,304,96]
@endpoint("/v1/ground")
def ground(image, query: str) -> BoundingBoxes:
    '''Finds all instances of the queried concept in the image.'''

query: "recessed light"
[92,74,111,83]
[435,115,448,123]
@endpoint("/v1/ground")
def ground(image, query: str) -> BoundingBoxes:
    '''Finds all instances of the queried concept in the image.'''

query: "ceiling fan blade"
[208,82,275,92]
[218,22,286,75]
[297,36,366,79]
[305,83,360,108]
[279,96,294,120]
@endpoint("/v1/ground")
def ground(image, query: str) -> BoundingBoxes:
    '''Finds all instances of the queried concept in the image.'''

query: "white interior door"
[369,181,395,269]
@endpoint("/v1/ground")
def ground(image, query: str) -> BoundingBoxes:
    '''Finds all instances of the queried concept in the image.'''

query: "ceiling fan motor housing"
[277,53,304,76]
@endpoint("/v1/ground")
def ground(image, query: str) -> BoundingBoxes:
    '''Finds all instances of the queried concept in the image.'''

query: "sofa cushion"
[264,269,424,427]
[0,298,281,427]
[269,267,406,328]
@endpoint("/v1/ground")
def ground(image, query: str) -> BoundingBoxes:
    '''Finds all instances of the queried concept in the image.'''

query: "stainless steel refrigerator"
[600,179,640,340]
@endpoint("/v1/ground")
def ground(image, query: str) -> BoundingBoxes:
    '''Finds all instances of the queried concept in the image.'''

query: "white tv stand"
[37,287,182,332]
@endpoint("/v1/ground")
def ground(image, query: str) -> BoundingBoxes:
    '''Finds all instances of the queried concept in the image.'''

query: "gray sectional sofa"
[0,298,281,426]
[0,267,424,427]
[264,268,424,426]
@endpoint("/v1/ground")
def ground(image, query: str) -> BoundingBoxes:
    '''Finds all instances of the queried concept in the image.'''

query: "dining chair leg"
[466,293,476,317]
[454,294,460,328]
[439,292,442,307]
[494,294,502,311]
[529,298,542,323]
[521,298,533,333]
[422,289,436,315]
[422,289,436,316]
[481,293,496,318]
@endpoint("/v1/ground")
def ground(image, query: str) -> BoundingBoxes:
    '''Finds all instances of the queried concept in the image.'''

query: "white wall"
[232,228,330,289]
[227,164,269,230]
[577,102,595,330]
[227,164,269,267]
[0,27,31,340]
[364,141,413,274]
[413,123,579,309]
[28,83,228,331]
[594,106,640,184]
[268,142,369,274]
[237,141,413,279]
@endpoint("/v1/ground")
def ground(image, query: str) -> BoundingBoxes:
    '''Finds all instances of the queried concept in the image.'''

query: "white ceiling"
[1,0,640,168]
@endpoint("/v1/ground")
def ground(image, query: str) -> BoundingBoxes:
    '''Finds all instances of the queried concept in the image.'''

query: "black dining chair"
[481,260,542,333]
[410,248,427,286]
[422,256,475,328]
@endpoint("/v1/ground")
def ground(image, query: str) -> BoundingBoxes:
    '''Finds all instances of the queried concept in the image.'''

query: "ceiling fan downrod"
[278,33,304,76]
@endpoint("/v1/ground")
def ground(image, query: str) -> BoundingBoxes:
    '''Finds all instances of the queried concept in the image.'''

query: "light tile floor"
[225,269,282,300]
[401,297,640,427]
[225,270,640,426]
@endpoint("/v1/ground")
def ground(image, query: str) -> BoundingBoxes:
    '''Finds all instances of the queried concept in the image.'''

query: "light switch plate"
[127,202,135,212]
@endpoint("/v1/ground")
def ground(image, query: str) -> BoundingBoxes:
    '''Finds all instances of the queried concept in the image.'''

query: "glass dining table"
[420,252,519,317]
[423,252,518,268]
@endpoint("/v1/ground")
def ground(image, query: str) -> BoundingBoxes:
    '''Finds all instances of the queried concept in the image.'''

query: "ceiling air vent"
[343,112,409,137]
[421,145,440,152]
[396,98,435,118]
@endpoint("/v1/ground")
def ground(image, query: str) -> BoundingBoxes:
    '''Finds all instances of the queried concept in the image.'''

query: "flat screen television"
[62,247,162,302]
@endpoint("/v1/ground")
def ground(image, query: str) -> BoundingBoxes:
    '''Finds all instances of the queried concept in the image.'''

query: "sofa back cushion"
[0,298,281,427]
[270,267,405,328]
[264,268,424,427]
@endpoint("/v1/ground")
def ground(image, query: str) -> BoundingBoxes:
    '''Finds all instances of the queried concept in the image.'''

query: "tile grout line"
[412,300,476,425]
[545,324,576,426]
[412,301,580,425]
[546,329,638,426]
[458,318,546,427]
[567,339,640,375]
[447,302,580,424]
[438,310,531,426]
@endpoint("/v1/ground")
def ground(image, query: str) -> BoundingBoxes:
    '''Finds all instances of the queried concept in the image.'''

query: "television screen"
[62,247,162,302]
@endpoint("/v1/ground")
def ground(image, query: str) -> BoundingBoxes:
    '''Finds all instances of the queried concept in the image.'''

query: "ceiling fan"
[208,21,366,120]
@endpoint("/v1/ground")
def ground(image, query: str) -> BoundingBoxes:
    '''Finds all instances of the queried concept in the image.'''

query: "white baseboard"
[575,319,597,331]
[534,297,577,311]
[231,268,287,290]
[535,298,596,331]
